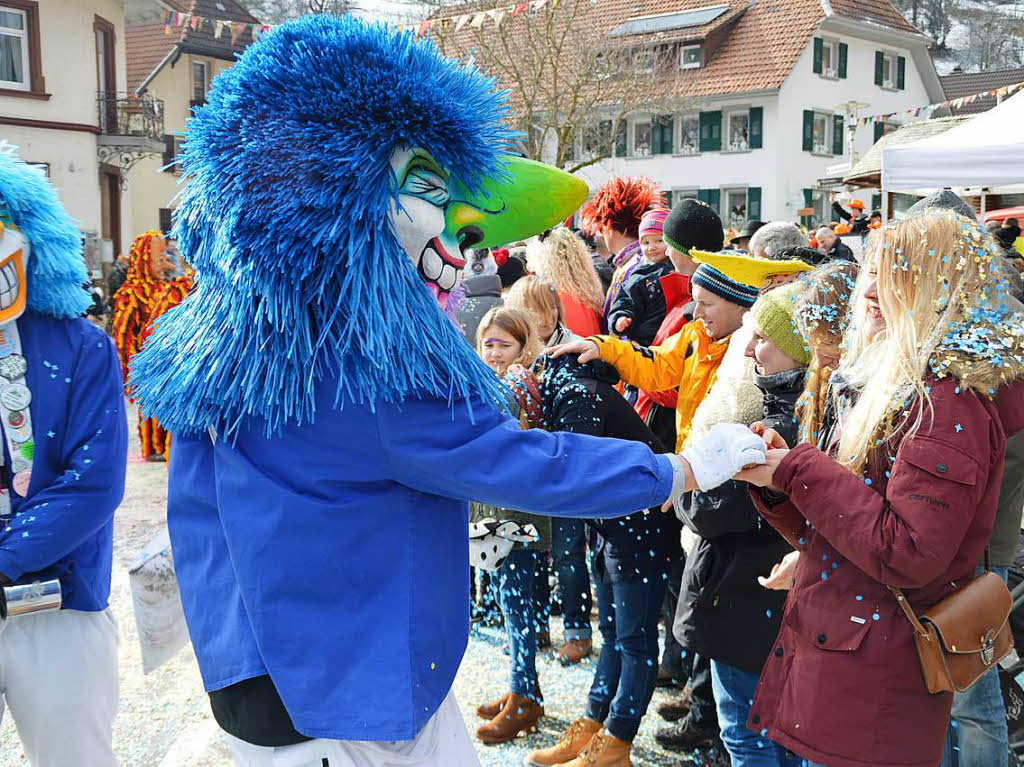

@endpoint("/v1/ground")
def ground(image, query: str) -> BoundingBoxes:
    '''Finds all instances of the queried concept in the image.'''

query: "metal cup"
[1,579,61,619]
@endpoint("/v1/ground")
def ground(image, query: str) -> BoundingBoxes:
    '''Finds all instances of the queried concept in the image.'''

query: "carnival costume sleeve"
[0,330,126,582]
[378,394,675,516]
[590,328,691,393]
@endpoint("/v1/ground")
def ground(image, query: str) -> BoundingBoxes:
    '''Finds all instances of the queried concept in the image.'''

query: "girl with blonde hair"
[527,228,604,337]
[471,306,550,743]
[505,275,575,348]
[739,210,1024,767]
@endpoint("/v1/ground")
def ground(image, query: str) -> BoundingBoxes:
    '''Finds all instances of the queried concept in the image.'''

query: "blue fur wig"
[131,15,515,437]
[0,147,90,318]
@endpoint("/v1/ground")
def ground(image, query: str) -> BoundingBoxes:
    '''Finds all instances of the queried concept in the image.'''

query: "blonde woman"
[527,228,605,337]
[737,210,1024,767]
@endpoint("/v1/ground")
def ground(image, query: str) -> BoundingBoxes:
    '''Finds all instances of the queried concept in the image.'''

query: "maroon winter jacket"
[749,376,1024,767]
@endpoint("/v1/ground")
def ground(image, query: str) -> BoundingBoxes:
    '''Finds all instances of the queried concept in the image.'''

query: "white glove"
[682,422,768,492]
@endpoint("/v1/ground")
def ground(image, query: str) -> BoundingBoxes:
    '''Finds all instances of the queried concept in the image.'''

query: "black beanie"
[663,199,725,254]
[497,255,527,288]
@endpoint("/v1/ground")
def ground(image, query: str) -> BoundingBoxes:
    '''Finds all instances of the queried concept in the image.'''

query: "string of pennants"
[858,80,1024,125]
[151,0,548,41]
[401,0,554,35]
[154,0,272,43]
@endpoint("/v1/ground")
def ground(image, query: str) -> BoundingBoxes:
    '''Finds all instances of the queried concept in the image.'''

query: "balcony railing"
[97,92,164,140]
[96,92,166,178]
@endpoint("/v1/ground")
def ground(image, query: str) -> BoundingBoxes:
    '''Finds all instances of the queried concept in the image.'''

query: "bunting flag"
[408,0,554,34]
[858,80,1024,126]
[156,1,265,43]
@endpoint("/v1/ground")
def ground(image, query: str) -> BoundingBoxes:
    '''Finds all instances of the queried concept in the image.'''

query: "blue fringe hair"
[0,147,90,318]
[131,15,515,437]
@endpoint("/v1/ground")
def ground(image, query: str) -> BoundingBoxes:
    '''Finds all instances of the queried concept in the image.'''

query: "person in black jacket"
[814,226,855,264]
[608,209,673,346]
[666,282,809,766]
[525,352,681,767]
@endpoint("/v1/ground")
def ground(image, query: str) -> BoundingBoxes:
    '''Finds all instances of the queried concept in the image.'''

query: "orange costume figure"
[112,231,174,460]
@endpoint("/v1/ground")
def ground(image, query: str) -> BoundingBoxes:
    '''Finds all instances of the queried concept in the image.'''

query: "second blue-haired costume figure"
[131,16,765,767]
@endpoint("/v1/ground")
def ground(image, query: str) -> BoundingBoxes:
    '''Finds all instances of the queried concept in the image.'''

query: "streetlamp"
[835,100,870,167]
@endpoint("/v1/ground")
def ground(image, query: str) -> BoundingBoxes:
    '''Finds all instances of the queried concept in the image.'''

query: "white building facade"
[574,1,945,230]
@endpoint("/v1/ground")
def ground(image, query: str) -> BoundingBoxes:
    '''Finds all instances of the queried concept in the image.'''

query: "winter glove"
[681,422,768,492]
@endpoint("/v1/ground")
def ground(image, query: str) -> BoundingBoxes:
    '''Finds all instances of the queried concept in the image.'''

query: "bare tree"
[430,0,689,173]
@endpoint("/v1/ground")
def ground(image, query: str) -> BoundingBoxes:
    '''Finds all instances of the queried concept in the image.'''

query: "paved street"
[0,420,704,766]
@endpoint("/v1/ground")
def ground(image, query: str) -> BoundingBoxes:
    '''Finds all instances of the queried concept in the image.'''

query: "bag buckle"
[981,631,996,666]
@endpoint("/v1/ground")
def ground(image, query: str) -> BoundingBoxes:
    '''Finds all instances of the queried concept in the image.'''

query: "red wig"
[580,177,665,239]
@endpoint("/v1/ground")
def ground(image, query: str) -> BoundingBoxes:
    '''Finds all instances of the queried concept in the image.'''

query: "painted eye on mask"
[401,159,450,207]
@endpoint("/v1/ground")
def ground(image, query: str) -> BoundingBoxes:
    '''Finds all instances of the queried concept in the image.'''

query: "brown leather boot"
[524,717,602,766]
[476,692,544,744]
[477,691,510,720]
[557,638,593,666]
[557,728,633,767]
[478,681,543,719]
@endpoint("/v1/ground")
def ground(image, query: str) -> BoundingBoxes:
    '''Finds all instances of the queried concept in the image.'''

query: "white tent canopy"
[882,91,1024,192]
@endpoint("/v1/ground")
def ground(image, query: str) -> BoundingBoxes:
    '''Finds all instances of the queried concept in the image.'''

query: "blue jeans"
[941,565,1010,767]
[585,565,665,741]
[552,517,592,641]
[711,660,796,767]
[497,549,541,698]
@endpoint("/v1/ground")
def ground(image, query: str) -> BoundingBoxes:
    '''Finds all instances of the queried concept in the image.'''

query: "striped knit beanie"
[638,208,669,238]
[691,263,759,308]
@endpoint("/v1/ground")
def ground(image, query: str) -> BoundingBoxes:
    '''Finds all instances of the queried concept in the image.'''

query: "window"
[191,60,208,105]
[875,50,905,90]
[812,112,829,154]
[673,188,699,203]
[652,115,673,155]
[632,119,652,157]
[0,7,28,90]
[679,115,699,154]
[680,45,700,70]
[813,37,847,79]
[634,48,655,75]
[723,188,747,229]
[609,4,728,37]
[725,109,749,152]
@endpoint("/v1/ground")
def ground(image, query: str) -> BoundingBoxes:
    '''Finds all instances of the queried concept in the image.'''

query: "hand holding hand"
[681,422,767,492]
[735,449,788,489]
[614,316,633,333]
[749,422,790,450]
[546,339,601,363]
[758,550,800,591]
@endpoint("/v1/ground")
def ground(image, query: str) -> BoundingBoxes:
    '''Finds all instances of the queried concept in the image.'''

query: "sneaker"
[654,714,719,752]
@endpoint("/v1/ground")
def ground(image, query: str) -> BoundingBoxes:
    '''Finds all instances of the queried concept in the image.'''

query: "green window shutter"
[615,121,627,157]
[802,110,814,152]
[749,107,763,149]
[708,189,720,213]
[802,188,814,228]
[838,43,848,79]
[874,51,884,86]
[812,37,823,74]
[747,187,761,220]
[697,188,711,206]
[653,115,673,155]
[871,193,881,212]
[897,56,906,89]
[664,190,673,208]
[699,111,721,152]
[874,120,885,142]
[832,115,844,155]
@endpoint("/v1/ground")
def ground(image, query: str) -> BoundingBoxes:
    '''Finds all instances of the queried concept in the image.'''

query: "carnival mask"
[390,146,587,307]
[0,206,29,325]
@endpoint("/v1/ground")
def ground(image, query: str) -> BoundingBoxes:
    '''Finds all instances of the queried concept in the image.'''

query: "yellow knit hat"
[689,249,813,287]
[749,282,811,365]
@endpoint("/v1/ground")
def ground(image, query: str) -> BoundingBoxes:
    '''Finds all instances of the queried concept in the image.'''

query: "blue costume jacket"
[0,311,127,610]
[169,383,675,742]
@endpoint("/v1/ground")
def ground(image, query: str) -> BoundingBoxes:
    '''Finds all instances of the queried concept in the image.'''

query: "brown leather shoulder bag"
[889,562,1013,694]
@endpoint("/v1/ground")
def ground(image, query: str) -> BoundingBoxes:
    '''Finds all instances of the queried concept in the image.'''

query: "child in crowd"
[506,275,579,348]
[505,280,595,666]
[609,209,674,346]
[524,350,678,767]
[471,307,550,744]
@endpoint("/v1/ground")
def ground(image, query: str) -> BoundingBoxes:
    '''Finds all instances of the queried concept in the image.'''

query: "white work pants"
[228,690,480,767]
[0,609,119,766]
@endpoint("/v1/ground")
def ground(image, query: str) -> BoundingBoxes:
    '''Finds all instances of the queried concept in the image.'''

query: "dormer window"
[680,44,700,70]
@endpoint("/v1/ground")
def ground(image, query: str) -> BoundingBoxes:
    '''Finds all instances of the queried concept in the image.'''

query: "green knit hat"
[749,282,811,365]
